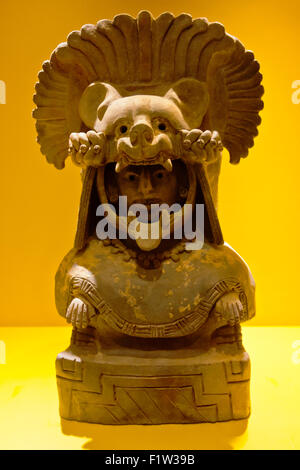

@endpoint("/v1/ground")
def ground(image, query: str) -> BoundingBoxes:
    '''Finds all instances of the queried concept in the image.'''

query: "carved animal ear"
[79,82,122,131]
[165,78,209,129]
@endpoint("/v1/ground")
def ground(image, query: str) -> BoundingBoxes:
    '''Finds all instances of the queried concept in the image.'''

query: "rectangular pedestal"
[56,349,251,424]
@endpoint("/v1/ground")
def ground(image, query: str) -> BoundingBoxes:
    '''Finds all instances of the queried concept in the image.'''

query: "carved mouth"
[115,151,175,173]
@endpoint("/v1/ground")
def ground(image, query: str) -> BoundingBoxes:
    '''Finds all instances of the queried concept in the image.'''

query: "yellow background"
[0,0,299,326]
[1,326,299,449]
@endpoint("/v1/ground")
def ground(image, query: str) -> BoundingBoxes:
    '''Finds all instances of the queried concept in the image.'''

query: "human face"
[115,164,178,209]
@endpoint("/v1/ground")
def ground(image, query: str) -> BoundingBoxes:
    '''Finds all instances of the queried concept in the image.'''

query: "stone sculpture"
[33,11,263,424]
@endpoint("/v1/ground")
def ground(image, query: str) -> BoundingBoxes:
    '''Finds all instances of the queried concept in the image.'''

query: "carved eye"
[152,118,169,132]
[154,169,167,180]
[125,172,139,182]
[120,125,128,134]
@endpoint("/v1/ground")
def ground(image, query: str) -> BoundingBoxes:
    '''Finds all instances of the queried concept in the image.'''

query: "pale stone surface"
[33,11,263,424]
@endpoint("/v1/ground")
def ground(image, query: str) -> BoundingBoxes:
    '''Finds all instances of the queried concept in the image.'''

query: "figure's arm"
[64,276,109,329]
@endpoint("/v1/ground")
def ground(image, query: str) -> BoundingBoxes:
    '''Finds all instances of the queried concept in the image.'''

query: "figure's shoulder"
[187,240,255,284]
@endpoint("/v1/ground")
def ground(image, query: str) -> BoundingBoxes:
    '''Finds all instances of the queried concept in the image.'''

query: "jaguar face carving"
[78,78,209,170]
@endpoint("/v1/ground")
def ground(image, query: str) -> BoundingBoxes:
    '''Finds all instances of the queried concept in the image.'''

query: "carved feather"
[33,10,263,168]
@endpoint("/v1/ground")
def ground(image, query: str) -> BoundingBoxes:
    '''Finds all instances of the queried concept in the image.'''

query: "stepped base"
[56,339,251,424]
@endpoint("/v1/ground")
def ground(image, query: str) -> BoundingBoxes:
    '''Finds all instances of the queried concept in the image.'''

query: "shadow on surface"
[61,418,248,450]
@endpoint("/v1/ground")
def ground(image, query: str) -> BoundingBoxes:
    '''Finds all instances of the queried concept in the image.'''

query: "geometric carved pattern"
[69,276,248,338]
[73,375,232,424]
[56,351,251,424]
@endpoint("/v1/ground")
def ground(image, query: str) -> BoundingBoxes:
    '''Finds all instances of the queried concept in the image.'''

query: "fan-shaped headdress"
[33,10,263,168]
[33,11,263,248]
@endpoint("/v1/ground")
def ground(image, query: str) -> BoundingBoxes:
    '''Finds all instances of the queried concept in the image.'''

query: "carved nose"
[130,123,154,146]
[138,168,154,195]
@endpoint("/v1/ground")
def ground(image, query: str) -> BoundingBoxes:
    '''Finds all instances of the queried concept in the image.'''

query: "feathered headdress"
[33,11,263,168]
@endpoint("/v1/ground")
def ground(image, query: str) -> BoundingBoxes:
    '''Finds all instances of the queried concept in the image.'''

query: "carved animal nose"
[130,123,154,146]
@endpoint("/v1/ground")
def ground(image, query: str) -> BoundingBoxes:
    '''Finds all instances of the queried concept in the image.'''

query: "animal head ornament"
[33,11,263,250]
[75,78,209,172]
[33,10,263,169]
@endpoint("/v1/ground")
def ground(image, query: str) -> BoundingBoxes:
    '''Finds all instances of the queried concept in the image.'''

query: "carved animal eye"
[120,125,128,134]
[152,118,169,132]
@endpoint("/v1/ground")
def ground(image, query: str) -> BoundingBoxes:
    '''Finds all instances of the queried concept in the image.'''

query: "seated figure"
[33,11,263,424]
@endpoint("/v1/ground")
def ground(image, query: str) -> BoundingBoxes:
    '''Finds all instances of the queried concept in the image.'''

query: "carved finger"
[216,299,224,315]
[68,138,74,153]
[75,310,82,329]
[215,310,222,323]
[211,132,223,151]
[71,304,77,326]
[78,132,89,146]
[76,302,86,329]
[183,129,202,149]
[97,133,106,149]
[77,133,89,155]
[87,130,105,146]
[66,301,74,323]
[228,309,235,326]
[72,150,85,167]
[204,143,214,162]
[83,146,98,166]
[226,302,235,326]
[77,301,86,328]
[197,130,212,148]
[81,306,89,329]
[236,300,244,321]
[69,133,80,151]
[210,130,220,148]
[216,136,223,151]
[233,302,240,324]
[220,299,226,313]
[191,142,206,161]
[179,129,189,143]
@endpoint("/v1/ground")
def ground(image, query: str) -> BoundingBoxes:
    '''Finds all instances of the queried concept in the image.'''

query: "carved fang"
[162,158,173,172]
[115,160,129,173]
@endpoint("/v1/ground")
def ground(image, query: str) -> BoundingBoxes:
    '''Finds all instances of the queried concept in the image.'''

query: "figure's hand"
[66,297,96,329]
[68,131,106,167]
[180,129,223,164]
[214,292,243,326]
